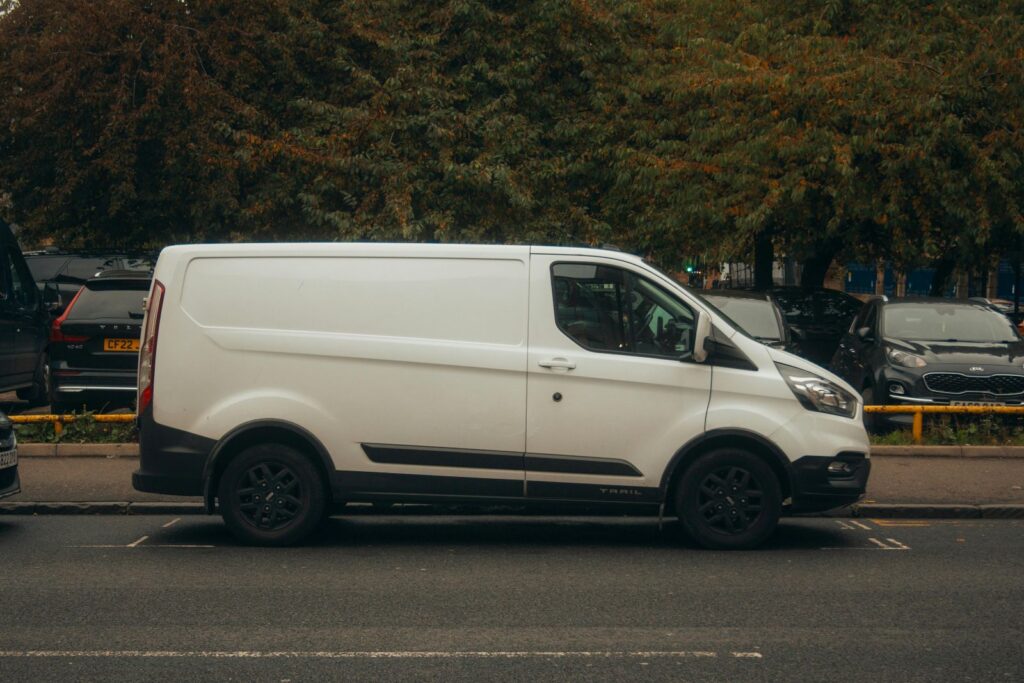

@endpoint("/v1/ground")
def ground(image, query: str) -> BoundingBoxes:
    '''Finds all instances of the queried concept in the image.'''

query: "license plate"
[950,400,1006,407]
[0,448,16,470]
[103,338,140,352]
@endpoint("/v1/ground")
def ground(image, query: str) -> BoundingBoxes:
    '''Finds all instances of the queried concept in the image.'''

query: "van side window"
[552,263,696,359]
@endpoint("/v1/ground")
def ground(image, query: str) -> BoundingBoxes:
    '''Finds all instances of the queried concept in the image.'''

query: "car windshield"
[701,295,782,341]
[883,304,1019,342]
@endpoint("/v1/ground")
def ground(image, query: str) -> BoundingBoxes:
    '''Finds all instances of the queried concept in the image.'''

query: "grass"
[869,415,1024,446]
[15,412,138,444]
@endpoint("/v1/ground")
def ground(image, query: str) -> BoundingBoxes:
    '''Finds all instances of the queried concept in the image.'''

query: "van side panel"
[155,254,529,490]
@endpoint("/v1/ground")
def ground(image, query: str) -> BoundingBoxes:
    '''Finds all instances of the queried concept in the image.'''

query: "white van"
[133,244,870,548]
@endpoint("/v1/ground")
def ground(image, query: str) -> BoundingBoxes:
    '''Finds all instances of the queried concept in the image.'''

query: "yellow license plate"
[103,338,140,352]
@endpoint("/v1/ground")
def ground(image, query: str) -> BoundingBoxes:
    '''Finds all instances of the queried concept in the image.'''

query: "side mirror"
[692,311,712,363]
[856,326,873,342]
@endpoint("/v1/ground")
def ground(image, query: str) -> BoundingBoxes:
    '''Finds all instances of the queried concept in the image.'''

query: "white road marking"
[68,544,215,549]
[821,536,910,551]
[835,521,853,530]
[850,520,872,530]
[161,518,181,528]
[126,536,149,548]
[0,650,755,660]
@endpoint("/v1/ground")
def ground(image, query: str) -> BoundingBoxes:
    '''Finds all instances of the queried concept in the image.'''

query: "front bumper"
[0,451,20,500]
[876,365,1024,428]
[789,452,870,513]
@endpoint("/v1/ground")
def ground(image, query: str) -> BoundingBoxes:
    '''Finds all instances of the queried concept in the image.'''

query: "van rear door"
[524,253,712,504]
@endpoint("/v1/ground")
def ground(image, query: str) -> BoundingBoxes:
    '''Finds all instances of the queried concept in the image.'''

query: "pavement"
[0,515,1021,681]
[4,449,1024,516]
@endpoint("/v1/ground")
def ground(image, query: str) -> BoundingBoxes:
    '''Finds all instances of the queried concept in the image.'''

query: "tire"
[16,353,50,405]
[675,448,782,550]
[218,444,328,546]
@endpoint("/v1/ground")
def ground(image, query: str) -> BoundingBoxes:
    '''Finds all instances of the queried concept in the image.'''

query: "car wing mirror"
[692,310,712,363]
[856,326,873,341]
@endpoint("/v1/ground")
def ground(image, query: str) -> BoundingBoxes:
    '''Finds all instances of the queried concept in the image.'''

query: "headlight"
[776,363,858,419]
[886,347,926,368]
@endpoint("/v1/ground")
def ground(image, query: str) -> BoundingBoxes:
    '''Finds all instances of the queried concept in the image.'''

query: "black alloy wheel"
[235,461,304,531]
[676,448,782,550]
[218,444,328,546]
[695,466,762,535]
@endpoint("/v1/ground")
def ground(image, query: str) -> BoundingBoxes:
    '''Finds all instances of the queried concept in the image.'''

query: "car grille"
[923,372,1024,396]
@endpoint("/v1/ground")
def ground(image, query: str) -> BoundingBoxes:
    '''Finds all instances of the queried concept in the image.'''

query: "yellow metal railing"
[863,404,1024,443]
[9,413,136,437]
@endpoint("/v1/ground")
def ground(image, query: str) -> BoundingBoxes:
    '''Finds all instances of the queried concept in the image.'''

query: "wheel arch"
[203,419,334,511]
[660,429,794,513]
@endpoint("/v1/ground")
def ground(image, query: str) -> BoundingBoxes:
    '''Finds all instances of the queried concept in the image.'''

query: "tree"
[1,0,1021,282]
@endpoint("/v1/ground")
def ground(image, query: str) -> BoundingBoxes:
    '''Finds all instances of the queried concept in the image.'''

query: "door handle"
[538,358,576,370]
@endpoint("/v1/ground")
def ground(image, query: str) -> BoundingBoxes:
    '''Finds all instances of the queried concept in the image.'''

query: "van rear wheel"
[675,449,781,550]
[218,444,327,546]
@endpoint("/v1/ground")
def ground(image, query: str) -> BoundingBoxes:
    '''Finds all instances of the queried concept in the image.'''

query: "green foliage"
[871,415,1024,446]
[15,415,137,443]
[0,1,1022,273]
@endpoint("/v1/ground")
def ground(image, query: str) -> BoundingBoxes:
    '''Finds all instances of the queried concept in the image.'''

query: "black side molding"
[362,443,642,477]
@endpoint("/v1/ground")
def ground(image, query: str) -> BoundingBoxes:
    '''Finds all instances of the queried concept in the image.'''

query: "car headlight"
[886,347,927,368]
[776,363,858,419]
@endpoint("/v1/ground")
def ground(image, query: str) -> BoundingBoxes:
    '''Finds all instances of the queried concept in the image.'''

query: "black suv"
[767,287,864,367]
[48,270,150,412]
[700,289,798,354]
[25,249,156,314]
[831,297,1024,430]
[0,219,50,405]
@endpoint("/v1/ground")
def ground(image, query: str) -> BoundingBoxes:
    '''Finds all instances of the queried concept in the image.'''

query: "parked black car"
[767,287,864,367]
[0,410,18,500]
[0,219,50,404]
[831,297,1024,431]
[25,249,156,315]
[49,270,150,412]
[700,289,799,354]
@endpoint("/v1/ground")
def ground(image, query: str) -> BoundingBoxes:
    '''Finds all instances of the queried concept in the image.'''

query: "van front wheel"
[675,449,781,550]
[218,444,327,546]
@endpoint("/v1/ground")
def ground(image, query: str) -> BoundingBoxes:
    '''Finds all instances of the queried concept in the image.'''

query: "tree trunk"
[800,237,843,289]
[929,258,956,297]
[754,231,774,290]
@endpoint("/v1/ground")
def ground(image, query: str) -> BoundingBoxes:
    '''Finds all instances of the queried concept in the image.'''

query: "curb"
[869,445,1024,458]
[0,502,205,515]
[2,501,1023,518]
[851,503,1024,519]
[18,443,140,458]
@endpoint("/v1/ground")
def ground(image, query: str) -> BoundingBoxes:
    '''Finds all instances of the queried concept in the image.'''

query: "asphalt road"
[1,515,1022,681]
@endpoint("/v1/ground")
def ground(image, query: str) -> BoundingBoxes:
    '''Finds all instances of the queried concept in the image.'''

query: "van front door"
[525,254,712,504]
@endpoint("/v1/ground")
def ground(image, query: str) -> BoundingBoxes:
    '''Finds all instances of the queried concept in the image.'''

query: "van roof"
[158,242,646,265]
